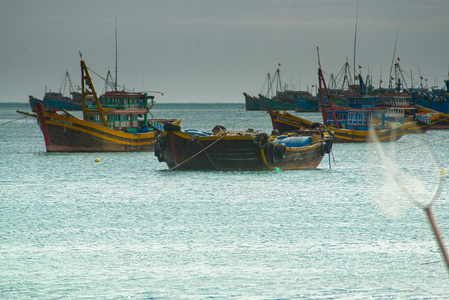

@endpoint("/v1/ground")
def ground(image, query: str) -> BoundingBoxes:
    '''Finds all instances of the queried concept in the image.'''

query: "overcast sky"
[1,0,448,103]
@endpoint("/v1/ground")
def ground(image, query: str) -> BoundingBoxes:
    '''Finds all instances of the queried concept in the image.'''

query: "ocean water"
[1,102,449,299]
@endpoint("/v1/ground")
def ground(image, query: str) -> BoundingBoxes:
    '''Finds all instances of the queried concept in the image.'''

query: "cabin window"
[358,114,366,125]
[347,113,355,125]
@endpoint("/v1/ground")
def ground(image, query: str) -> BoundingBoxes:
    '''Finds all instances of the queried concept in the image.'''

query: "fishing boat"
[18,56,180,152]
[244,90,318,112]
[244,92,294,111]
[294,91,319,112]
[414,105,449,130]
[414,84,449,114]
[269,64,416,143]
[244,65,317,112]
[379,92,431,133]
[269,109,409,143]
[154,124,332,171]
[29,70,83,111]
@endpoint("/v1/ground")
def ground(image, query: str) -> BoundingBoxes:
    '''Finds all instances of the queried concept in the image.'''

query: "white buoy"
[94,158,101,163]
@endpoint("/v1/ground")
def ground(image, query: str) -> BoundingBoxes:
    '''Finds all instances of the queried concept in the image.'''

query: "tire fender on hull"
[155,134,166,162]
[185,137,200,155]
[253,133,268,149]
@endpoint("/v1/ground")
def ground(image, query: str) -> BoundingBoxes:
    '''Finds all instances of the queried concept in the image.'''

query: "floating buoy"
[441,168,447,176]
[94,158,101,163]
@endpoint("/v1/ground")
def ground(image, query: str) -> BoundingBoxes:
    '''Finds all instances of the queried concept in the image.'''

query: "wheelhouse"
[86,91,154,132]
[325,108,386,130]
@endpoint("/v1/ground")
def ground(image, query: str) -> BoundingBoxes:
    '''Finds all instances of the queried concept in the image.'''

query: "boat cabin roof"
[102,91,149,98]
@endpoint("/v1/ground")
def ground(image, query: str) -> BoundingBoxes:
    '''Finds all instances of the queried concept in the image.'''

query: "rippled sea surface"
[1,102,449,299]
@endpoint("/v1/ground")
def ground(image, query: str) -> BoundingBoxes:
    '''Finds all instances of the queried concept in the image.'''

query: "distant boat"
[413,83,449,114]
[18,57,180,152]
[29,70,83,111]
[269,65,418,143]
[154,124,332,170]
[244,65,318,112]
[244,92,295,111]
[293,91,319,112]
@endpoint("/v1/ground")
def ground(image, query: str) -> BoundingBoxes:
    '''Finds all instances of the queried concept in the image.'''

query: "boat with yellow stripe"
[269,66,418,143]
[19,56,180,152]
[269,109,412,143]
[154,124,332,171]
[415,105,449,130]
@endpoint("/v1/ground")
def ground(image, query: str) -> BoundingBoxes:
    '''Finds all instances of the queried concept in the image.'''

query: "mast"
[353,3,359,83]
[114,16,118,91]
[60,70,75,95]
[274,64,282,93]
[317,47,339,129]
[389,29,399,90]
[79,52,108,127]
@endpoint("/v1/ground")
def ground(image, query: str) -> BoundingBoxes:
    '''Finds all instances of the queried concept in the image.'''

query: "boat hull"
[244,93,295,111]
[33,102,171,152]
[269,110,410,143]
[155,129,328,170]
[294,92,319,112]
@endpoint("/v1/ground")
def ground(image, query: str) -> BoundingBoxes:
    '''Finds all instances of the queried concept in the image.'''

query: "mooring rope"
[168,133,227,171]
[0,116,28,126]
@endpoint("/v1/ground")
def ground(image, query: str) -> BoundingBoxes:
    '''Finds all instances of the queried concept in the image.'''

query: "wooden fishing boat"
[294,90,319,112]
[244,65,317,112]
[378,93,431,133]
[269,67,418,143]
[29,71,83,111]
[154,124,332,171]
[244,90,317,112]
[18,57,180,152]
[414,81,449,114]
[415,105,449,130]
[269,110,410,143]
